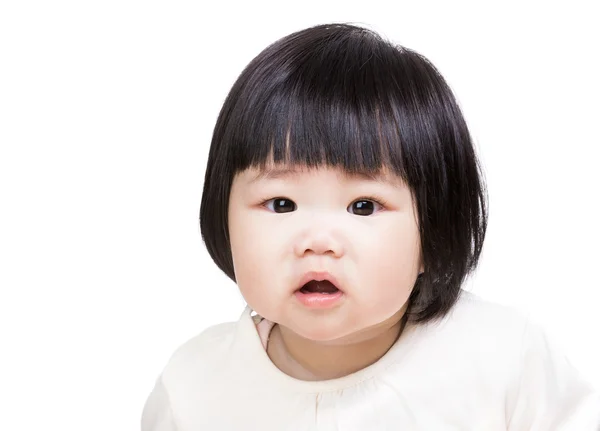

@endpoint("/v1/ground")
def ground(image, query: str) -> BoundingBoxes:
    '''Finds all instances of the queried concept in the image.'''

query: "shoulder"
[142,314,247,430]
[437,290,545,366]
[450,289,526,322]
[168,320,238,365]
[427,289,531,345]
[440,291,600,428]
[156,311,255,417]
[396,291,530,399]
[160,318,239,388]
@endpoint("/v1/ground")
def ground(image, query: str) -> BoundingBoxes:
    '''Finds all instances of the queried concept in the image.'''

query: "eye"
[347,198,384,216]
[263,198,297,213]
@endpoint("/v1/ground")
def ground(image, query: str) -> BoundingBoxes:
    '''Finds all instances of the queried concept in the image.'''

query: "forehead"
[240,164,406,187]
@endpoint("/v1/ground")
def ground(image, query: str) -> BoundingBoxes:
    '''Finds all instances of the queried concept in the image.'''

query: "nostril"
[294,234,343,258]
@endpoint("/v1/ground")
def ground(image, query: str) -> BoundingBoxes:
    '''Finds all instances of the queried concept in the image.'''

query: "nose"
[293,225,344,258]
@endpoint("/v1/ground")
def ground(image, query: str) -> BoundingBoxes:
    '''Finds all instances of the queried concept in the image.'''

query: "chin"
[293,329,349,343]
[284,316,361,343]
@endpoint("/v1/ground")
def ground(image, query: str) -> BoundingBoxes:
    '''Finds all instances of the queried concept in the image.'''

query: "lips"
[300,280,339,294]
[294,271,345,308]
[296,271,343,293]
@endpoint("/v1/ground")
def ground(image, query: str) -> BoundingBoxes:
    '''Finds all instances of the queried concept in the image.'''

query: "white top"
[141,291,600,430]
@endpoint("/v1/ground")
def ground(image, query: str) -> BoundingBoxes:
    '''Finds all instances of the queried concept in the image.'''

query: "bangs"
[220,25,444,183]
[235,91,405,179]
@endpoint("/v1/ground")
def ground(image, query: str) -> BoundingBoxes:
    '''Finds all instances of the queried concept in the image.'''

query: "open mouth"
[298,280,340,294]
[294,274,344,308]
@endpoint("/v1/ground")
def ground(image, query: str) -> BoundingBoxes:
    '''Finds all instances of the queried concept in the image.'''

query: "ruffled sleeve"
[141,376,179,431]
[507,319,600,430]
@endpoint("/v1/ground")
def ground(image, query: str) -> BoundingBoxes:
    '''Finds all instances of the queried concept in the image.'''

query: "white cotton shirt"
[141,291,600,430]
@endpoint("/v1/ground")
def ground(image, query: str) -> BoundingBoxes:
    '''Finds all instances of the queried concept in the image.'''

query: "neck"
[266,308,408,381]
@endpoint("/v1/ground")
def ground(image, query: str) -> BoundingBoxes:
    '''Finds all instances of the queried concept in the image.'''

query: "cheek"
[356,217,421,304]
[360,214,420,264]
[230,212,278,262]
[380,229,421,272]
[228,211,283,298]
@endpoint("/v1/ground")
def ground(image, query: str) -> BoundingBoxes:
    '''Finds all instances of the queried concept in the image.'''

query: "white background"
[1,1,598,430]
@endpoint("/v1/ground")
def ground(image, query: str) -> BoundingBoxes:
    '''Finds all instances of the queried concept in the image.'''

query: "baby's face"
[228,164,423,343]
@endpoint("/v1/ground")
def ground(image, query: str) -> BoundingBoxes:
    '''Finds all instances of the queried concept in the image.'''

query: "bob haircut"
[199,23,488,324]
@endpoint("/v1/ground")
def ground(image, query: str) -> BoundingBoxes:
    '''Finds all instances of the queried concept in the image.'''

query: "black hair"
[199,23,488,324]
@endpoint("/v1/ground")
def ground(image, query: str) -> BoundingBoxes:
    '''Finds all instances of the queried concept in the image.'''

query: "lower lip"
[294,290,344,308]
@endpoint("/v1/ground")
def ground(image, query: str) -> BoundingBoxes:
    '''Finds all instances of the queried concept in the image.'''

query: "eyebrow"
[248,167,398,185]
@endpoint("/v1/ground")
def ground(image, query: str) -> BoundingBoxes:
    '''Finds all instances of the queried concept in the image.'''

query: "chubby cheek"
[354,219,421,318]
[228,212,286,312]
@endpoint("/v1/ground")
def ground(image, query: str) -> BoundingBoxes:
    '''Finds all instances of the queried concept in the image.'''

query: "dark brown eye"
[348,200,381,216]
[265,198,296,213]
